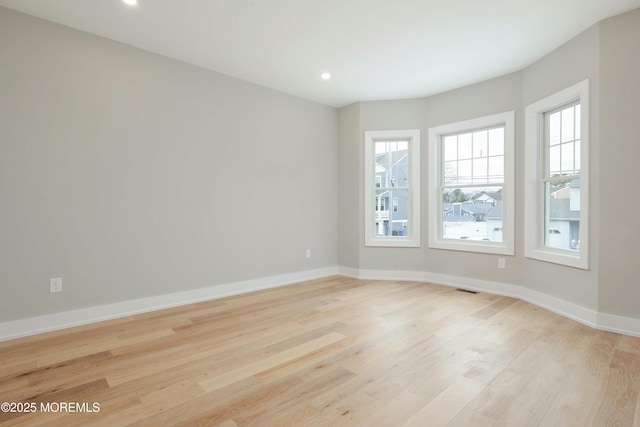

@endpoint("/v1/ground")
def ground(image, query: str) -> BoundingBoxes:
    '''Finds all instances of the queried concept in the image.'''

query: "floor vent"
[456,288,478,294]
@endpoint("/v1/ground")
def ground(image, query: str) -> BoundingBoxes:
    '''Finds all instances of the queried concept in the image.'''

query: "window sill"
[365,238,420,248]
[525,247,589,270]
[429,239,513,255]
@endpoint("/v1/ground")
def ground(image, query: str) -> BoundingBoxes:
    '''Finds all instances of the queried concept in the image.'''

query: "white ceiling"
[2,0,640,107]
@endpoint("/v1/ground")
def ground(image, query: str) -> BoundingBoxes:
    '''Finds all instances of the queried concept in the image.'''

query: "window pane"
[488,128,504,155]
[392,147,409,188]
[443,125,505,191]
[390,189,409,236]
[548,103,581,178]
[473,131,488,158]
[374,189,410,237]
[444,161,458,185]
[375,142,389,187]
[458,133,472,159]
[458,159,472,184]
[375,140,410,188]
[488,156,504,182]
[441,186,503,242]
[374,189,390,237]
[561,107,575,142]
[444,136,457,161]
[473,157,488,182]
[544,179,580,251]
[375,190,388,211]
[561,142,574,173]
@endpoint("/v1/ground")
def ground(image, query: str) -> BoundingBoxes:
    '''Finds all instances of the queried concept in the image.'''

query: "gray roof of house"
[548,198,580,220]
[443,201,500,222]
[472,191,503,202]
[442,199,580,222]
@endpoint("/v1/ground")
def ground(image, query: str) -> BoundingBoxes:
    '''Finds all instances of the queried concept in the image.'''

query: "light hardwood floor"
[1,276,640,426]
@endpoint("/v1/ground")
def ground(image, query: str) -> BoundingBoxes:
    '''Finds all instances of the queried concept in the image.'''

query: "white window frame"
[364,129,420,247]
[428,112,515,255]
[524,79,589,269]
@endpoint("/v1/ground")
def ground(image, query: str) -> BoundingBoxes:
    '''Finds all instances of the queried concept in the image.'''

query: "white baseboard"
[337,266,637,337]
[4,265,640,342]
[0,266,338,342]
[423,271,521,298]
[336,266,359,279]
[598,312,640,338]
[357,268,428,282]
[422,271,599,330]
[519,286,599,329]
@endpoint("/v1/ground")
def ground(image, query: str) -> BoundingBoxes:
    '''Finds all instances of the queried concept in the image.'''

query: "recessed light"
[123,0,138,6]
[321,72,331,80]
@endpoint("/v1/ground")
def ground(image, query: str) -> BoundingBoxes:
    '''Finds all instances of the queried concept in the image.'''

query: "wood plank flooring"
[1,276,640,426]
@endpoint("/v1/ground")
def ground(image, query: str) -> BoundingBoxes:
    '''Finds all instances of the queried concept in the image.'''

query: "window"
[525,80,589,269]
[376,196,387,211]
[364,129,420,247]
[428,112,515,254]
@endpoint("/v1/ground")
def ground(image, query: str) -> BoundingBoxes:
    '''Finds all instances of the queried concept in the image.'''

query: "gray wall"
[337,103,360,269]
[0,7,338,322]
[599,8,640,318]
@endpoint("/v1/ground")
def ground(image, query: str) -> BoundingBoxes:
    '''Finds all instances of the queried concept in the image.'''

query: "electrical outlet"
[50,277,62,293]
[498,258,506,269]
[305,249,311,259]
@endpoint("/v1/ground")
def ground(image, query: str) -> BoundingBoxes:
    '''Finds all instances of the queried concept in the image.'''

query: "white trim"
[423,271,520,298]
[337,267,640,336]
[524,79,590,269]
[519,286,598,328]
[364,129,420,247]
[336,265,360,279]
[358,268,427,282]
[5,266,640,342]
[0,267,338,342]
[597,313,640,339]
[428,111,515,255]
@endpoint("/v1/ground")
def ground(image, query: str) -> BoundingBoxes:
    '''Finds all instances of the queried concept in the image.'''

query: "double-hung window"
[428,112,515,255]
[525,80,589,269]
[364,130,420,247]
